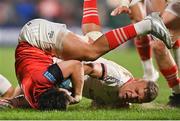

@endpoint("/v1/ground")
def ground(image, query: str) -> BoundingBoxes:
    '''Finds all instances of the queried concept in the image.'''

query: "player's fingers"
[118,10,123,15]
[69,96,81,105]
[126,9,131,14]
[122,7,131,14]
[111,8,119,16]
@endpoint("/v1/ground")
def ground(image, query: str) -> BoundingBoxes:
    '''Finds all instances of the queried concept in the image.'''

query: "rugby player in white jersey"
[60,57,158,107]
[110,0,180,107]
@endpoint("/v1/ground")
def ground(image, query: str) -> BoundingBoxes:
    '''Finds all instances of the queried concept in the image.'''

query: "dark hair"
[38,88,70,110]
[144,81,159,102]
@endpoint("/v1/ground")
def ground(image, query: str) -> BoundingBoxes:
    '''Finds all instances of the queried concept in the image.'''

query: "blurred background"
[0,0,131,46]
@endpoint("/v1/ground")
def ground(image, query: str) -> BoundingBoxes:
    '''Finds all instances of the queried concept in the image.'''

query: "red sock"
[105,24,137,49]
[82,0,100,25]
[173,39,180,49]
[160,65,180,88]
[134,35,152,60]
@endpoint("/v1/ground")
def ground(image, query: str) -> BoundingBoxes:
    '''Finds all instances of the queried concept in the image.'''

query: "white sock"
[142,59,155,76]
[134,20,151,35]
[172,84,180,94]
[141,59,159,82]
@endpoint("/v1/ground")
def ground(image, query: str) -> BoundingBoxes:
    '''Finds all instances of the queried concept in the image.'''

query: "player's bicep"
[44,60,81,84]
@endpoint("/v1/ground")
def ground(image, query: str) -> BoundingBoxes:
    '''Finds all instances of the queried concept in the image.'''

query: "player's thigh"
[149,0,166,13]
[162,1,180,30]
[162,11,180,28]
[162,11,180,42]
[58,32,92,60]
[130,2,145,22]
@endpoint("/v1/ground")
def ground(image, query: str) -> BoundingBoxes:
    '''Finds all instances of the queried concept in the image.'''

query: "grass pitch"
[0,47,180,120]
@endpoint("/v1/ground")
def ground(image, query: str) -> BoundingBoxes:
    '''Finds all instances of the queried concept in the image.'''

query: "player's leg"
[144,0,166,14]
[173,39,180,70]
[161,1,180,70]
[0,74,15,99]
[135,36,159,81]
[131,2,159,81]
[152,40,180,107]
[81,0,101,34]
[0,94,31,109]
[59,12,171,61]
[160,0,180,106]
[139,0,167,81]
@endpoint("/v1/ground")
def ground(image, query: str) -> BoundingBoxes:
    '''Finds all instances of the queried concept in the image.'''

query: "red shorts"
[15,42,54,109]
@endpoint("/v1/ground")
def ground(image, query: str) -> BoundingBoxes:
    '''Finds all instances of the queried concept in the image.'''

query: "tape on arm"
[118,0,131,7]
[129,0,142,7]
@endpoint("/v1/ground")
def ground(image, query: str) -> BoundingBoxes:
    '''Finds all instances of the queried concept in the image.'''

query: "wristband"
[118,0,130,7]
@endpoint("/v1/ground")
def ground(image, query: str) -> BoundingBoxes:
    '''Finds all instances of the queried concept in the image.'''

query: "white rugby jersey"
[54,57,133,105]
[82,58,133,105]
[18,19,68,50]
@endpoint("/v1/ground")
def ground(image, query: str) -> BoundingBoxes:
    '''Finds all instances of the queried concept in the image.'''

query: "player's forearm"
[71,64,85,101]
[83,63,104,79]
[71,78,84,101]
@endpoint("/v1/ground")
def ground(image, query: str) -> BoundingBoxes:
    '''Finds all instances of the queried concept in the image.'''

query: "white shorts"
[165,0,180,17]
[18,19,70,51]
[0,74,12,96]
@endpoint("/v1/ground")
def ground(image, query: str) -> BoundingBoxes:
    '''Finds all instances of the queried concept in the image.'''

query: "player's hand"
[111,6,131,16]
[74,95,82,103]
[69,95,82,105]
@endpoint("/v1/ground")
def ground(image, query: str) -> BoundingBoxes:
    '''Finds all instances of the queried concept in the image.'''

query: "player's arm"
[83,62,106,79]
[44,60,84,103]
[111,0,142,16]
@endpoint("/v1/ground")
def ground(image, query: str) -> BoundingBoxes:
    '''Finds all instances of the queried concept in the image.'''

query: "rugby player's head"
[38,88,72,110]
[119,78,159,103]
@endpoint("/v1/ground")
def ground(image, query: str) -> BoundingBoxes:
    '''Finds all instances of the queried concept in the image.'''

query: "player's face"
[119,79,149,103]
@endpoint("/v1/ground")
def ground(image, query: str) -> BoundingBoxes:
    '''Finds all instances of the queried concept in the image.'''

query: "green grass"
[0,47,180,120]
